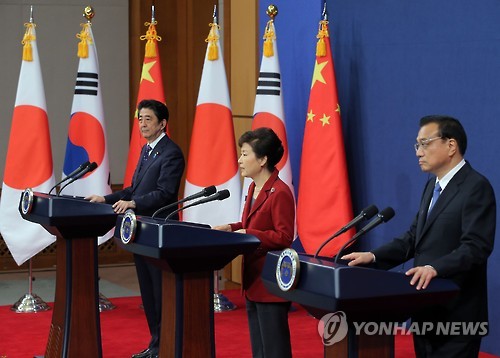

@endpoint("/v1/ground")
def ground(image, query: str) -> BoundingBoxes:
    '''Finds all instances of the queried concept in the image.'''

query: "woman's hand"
[212,224,232,232]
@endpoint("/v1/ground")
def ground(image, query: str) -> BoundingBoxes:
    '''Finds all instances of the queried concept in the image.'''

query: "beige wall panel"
[0,1,129,186]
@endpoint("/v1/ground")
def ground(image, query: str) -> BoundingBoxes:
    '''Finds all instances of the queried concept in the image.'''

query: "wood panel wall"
[1,1,259,276]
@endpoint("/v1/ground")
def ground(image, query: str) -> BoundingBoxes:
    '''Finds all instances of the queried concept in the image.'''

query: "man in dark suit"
[342,115,496,357]
[86,99,185,358]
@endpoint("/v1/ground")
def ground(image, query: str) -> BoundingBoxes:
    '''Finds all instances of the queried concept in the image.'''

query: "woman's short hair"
[238,127,284,171]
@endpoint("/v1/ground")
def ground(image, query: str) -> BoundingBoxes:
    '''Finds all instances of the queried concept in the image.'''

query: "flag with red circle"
[183,22,241,226]
[61,22,112,244]
[0,22,56,265]
[240,19,296,220]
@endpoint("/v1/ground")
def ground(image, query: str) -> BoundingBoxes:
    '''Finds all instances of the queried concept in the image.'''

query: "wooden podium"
[20,191,116,358]
[262,251,459,358]
[114,214,260,358]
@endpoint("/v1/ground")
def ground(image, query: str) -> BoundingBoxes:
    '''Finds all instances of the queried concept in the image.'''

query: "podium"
[19,191,116,358]
[262,251,459,358]
[114,214,260,358]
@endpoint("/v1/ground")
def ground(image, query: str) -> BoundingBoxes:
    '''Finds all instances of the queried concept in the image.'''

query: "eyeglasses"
[414,136,442,151]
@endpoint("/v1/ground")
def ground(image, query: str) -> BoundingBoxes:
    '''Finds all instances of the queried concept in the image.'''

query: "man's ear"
[448,138,458,156]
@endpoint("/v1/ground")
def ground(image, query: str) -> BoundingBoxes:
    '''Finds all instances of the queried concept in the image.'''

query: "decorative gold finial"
[266,4,278,19]
[83,6,94,21]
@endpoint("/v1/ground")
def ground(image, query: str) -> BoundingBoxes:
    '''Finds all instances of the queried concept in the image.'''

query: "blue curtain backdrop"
[258,0,500,355]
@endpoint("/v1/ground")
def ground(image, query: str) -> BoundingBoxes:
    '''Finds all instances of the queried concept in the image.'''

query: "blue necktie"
[143,145,152,162]
[428,181,441,215]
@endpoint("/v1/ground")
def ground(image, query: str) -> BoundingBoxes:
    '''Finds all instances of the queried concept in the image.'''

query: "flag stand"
[213,270,236,312]
[98,292,116,311]
[98,253,115,311]
[11,259,51,313]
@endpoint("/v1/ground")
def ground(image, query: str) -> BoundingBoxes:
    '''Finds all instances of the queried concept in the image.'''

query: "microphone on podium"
[48,161,90,195]
[58,162,98,196]
[314,205,379,258]
[151,185,217,218]
[334,207,395,264]
[165,189,230,221]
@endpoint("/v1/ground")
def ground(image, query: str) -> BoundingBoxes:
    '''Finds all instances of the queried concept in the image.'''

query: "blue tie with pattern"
[428,181,441,216]
[143,145,152,162]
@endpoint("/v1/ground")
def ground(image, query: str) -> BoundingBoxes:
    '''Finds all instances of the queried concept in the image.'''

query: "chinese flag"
[297,20,354,257]
[123,20,166,187]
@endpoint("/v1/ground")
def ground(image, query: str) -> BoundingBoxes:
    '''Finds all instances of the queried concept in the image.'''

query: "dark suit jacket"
[105,135,185,217]
[230,169,295,302]
[372,162,496,328]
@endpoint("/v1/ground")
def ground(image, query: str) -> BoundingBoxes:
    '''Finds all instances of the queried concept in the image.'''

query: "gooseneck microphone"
[151,185,217,218]
[314,205,379,258]
[334,207,395,264]
[165,189,230,221]
[58,162,98,196]
[48,161,90,195]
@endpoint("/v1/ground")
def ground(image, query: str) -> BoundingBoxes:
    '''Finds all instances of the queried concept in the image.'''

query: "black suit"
[372,162,496,357]
[105,134,185,352]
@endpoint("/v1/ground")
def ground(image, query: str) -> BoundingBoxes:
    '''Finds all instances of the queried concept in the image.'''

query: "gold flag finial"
[266,4,278,19]
[83,6,94,22]
[77,7,94,58]
[263,5,278,58]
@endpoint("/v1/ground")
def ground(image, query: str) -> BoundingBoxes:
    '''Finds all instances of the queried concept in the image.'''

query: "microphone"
[151,185,217,218]
[58,162,98,196]
[334,207,395,264]
[314,205,379,258]
[165,189,230,221]
[48,161,90,195]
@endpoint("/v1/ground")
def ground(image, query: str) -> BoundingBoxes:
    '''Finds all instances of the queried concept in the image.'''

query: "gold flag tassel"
[76,22,92,58]
[140,21,162,58]
[205,22,219,61]
[22,23,36,62]
[316,20,329,57]
[263,19,275,58]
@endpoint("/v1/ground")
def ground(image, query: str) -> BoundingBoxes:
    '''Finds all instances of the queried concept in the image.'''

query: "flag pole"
[11,6,51,314]
[209,4,236,312]
[77,5,116,312]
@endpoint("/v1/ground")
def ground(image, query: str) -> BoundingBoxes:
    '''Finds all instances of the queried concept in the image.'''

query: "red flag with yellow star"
[123,20,166,187]
[297,20,354,257]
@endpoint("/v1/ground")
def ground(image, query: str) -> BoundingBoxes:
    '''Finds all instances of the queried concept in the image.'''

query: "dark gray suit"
[372,162,496,356]
[105,135,185,352]
[106,135,185,217]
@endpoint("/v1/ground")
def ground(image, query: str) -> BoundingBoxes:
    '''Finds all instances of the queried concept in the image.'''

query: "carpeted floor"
[0,293,317,357]
[1,290,499,357]
[0,290,414,358]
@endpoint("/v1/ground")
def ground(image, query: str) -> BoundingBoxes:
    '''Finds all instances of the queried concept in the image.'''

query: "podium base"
[214,292,237,312]
[11,293,51,313]
[99,293,116,312]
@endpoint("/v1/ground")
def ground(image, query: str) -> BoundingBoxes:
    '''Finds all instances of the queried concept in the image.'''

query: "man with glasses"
[342,115,496,357]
